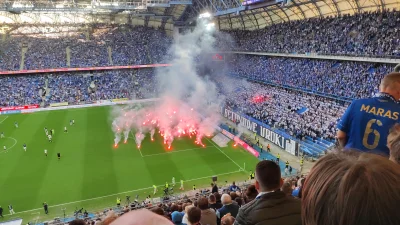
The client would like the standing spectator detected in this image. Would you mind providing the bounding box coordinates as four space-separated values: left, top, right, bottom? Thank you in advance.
292 178 305 198
209 194 222 211
337 72 400 156
171 211 185 225
281 182 293 197
229 182 241 192
234 160 301 225
244 185 258 203
302 151 400 225
217 194 239 221
211 183 219 193
187 207 202 225
0 205 3 218
221 214 235 225
198 197 217 225
387 123 400 164
43 202 49 214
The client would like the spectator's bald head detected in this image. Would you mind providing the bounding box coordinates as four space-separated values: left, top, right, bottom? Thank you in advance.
380 72 400 100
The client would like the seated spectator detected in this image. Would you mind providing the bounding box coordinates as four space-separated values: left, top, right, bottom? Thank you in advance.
234 160 301 225
209 194 222 211
198 197 217 225
216 194 239 220
187 207 202 225
244 185 258 203
229 182 240 192
171 211 185 225
302 151 400 225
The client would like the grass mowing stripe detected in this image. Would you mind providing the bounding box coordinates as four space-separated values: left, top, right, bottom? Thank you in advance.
1 170 243 217
141 146 214 157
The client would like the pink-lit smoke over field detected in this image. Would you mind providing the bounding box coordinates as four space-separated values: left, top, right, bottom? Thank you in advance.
111 17 223 149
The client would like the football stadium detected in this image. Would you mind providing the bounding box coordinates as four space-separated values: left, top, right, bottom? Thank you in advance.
0 0 399 225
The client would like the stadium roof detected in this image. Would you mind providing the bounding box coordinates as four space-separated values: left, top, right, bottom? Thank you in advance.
190 0 400 30
0 0 398 31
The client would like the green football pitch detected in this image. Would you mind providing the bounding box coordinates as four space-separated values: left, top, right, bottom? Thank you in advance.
0 106 259 222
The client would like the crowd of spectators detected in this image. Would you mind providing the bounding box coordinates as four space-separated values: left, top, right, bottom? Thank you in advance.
0 26 172 71
0 68 158 107
218 10 400 57
0 75 45 107
216 76 346 141
65 172 305 225
65 148 400 225
226 54 394 100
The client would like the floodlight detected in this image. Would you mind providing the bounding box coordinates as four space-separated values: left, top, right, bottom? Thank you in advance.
199 12 211 19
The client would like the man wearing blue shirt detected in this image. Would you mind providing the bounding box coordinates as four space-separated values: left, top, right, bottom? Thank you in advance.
337 72 400 156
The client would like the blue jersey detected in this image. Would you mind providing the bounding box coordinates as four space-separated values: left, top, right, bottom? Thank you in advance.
337 93 400 156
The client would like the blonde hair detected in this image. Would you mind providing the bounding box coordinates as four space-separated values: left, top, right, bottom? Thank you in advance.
388 124 400 163
302 151 400 225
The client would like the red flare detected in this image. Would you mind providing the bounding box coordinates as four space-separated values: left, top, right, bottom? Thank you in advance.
114 144 118 148
137 145 141 149
233 143 237 147
202 144 205 147
151 138 154 141
168 146 171 150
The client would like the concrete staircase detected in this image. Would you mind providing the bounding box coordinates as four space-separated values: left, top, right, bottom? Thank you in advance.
20 44 28 70
107 46 113 65
144 45 152 64
66 46 71 67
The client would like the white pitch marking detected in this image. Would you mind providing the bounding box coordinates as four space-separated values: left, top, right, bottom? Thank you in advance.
206 137 245 171
0 116 8 124
129 130 143 157
0 137 18 154
1 170 243 217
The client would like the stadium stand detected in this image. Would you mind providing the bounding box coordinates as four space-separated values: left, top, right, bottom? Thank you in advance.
218 11 400 58
0 69 157 107
226 54 395 100
0 26 172 71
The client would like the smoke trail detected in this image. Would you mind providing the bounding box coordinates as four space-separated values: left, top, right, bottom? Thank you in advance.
111 16 223 149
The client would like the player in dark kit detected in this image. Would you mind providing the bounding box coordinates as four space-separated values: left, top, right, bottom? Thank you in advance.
337 72 400 156
57 153 61 160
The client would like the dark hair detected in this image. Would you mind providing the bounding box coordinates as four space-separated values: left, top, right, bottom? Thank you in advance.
213 192 221 202
235 197 243 207
69 219 86 225
208 194 216 203
302 151 400 225
230 192 238 200
245 185 258 203
255 160 281 191
197 197 209 210
187 207 202 224
170 204 178 212
150 207 164 216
